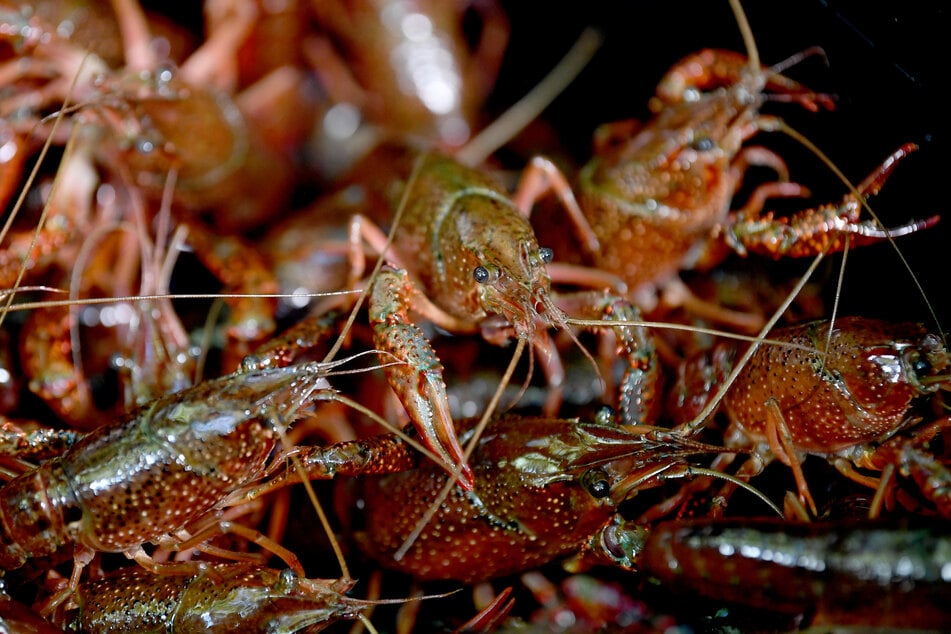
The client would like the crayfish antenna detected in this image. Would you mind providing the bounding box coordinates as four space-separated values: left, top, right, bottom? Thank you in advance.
542 293 609 408
729 0 759 71
456 27 603 167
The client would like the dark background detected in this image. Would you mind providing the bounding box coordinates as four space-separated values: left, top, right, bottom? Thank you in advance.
494 0 949 331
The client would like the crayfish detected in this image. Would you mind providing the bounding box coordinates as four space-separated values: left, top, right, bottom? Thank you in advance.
669 316 951 517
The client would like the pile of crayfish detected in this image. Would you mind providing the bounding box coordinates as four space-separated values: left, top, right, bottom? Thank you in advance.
0 1 948 632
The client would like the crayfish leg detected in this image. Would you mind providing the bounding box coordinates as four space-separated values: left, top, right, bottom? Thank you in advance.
461 586 515 632
557 292 662 425
38 544 95 619
765 397 817 516
659 277 765 333
512 155 600 255
129 517 305 579
896 417 951 520
179 219 279 367
0 592 62 634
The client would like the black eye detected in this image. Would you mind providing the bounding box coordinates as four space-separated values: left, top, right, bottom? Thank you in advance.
692 137 715 152
473 266 490 283
581 468 611 498
912 355 932 378
903 347 934 380
594 405 616 426
277 568 299 593
156 63 175 84
539 247 553 263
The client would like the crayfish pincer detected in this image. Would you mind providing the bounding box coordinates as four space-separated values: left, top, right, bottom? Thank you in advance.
0 361 333 583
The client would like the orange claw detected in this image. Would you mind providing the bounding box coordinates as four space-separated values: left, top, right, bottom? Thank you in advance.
723 144 940 259
369 267 474 490
896 418 951 520
650 48 835 114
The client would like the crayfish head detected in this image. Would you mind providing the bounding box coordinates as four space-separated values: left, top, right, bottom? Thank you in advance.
897 330 950 395
568 414 730 507
828 318 950 414
471 237 561 341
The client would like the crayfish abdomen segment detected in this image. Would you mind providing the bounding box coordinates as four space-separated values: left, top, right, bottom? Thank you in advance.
642 518 951 627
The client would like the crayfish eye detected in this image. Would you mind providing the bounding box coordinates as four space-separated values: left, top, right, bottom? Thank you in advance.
692 136 715 152
902 346 934 381
594 405 617 426
912 355 932 378
473 264 500 284
275 568 300 593
581 468 611 499
539 247 554 264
